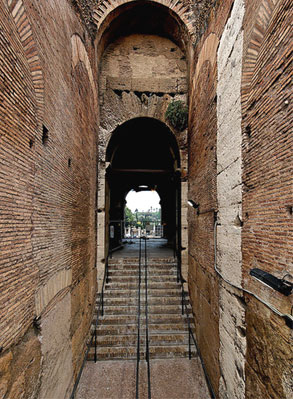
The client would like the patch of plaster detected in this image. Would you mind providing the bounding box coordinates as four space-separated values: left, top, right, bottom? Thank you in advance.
35 269 72 316
38 292 73 399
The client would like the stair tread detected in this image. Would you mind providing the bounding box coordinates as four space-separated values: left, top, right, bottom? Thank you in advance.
88 259 195 361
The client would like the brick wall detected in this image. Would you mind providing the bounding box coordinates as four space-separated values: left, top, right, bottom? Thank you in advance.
0 0 39 352
242 0 293 397
188 0 292 397
0 0 98 397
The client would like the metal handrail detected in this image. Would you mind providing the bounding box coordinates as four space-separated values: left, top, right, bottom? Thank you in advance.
176 251 198 355
144 237 151 399
135 237 142 399
94 256 109 362
69 255 109 399
136 237 152 399
175 249 215 399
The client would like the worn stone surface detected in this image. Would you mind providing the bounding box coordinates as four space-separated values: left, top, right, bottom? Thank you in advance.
71 268 96 377
188 0 292 397
0 329 41 399
99 33 187 139
217 1 246 398
76 358 210 399
245 297 293 399
0 351 13 399
39 292 73 399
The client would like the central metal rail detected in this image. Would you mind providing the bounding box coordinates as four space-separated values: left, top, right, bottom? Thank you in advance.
135 237 142 399
144 238 151 399
136 237 151 399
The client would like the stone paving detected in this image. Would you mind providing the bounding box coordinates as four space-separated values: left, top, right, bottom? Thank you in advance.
76 358 211 399
112 239 174 258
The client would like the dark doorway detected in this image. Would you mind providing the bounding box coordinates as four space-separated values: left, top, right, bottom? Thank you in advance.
105 117 181 254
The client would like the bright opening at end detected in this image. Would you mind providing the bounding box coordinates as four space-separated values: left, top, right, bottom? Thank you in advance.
126 190 160 212
124 190 162 238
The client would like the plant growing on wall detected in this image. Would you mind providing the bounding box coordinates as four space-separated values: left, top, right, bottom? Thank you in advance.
165 100 188 131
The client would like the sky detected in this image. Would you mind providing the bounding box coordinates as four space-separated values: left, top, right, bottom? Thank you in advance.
125 190 161 212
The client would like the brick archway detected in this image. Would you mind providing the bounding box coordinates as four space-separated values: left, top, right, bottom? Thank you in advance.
93 0 194 40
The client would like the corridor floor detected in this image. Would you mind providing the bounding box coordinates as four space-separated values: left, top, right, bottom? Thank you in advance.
112 238 174 258
75 358 211 399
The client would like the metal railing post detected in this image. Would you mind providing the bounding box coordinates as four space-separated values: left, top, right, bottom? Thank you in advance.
94 327 97 363
136 237 142 399
144 237 151 399
188 328 191 360
106 259 109 284
181 285 185 316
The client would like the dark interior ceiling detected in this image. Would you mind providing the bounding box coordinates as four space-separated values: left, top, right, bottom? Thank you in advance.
106 117 180 170
98 1 188 56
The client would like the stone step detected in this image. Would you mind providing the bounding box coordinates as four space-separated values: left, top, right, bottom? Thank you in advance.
108 263 177 270
97 314 190 326
98 296 189 307
93 323 194 336
87 344 196 361
108 258 176 265
95 304 191 316
93 333 191 347
105 282 181 290
106 274 178 281
108 269 177 277
107 275 178 283
107 268 177 275
90 257 195 362
102 289 182 298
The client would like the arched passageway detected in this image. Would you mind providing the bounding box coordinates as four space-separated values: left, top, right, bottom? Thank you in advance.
95 0 190 283
105 117 181 254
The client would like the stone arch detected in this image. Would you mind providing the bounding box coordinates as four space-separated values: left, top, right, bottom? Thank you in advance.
93 0 194 44
98 31 188 169
104 113 183 155
71 34 98 108
96 1 190 282
105 116 182 166
104 116 182 255
242 0 280 110
6 0 44 127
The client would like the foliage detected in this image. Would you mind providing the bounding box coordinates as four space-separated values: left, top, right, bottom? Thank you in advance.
165 100 188 131
124 207 135 226
124 207 161 228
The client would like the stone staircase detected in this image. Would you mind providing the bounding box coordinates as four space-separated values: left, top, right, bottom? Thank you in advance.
88 257 196 361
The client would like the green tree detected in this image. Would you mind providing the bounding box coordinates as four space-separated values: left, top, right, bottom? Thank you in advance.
124 207 135 226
